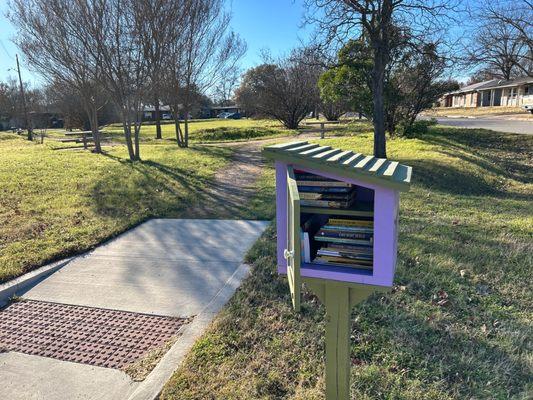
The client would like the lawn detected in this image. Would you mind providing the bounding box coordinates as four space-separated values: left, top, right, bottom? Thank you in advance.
161 126 532 399
101 118 295 143
0 133 232 282
423 106 531 119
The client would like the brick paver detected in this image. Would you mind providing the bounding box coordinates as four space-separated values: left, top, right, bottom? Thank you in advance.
0 300 189 369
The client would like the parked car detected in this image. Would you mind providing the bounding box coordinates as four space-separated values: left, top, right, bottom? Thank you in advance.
522 104 533 114
226 112 241 119
161 113 172 120
217 111 241 119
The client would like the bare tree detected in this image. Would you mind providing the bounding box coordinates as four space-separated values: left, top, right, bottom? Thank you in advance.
165 0 246 147
213 66 242 106
135 0 185 140
236 50 320 129
476 1 533 78
10 0 106 152
304 0 460 157
85 0 156 161
466 1 532 80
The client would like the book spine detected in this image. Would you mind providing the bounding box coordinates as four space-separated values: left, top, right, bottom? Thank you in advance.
328 218 374 227
322 225 374 233
297 180 352 187
315 236 373 245
317 230 373 240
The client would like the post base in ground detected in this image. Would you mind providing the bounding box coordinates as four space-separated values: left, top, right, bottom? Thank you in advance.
304 279 388 400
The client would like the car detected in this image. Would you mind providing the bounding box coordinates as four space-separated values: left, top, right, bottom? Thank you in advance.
226 112 241 119
522 104 533 114
161 113 172 120
217 112 231 119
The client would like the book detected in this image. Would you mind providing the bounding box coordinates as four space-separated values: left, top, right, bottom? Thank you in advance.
299 192 323 200
328 218 374 227
317 251 373 262
319 192 356 201
321 225 374 233
326 244 374 254
315 236 373 246
299 230 311 263
316 255 373 265
300 198 355 208
312 258 373 270
294 172 334 181
298 186 354 194
316 229 373 240
297 180 352 188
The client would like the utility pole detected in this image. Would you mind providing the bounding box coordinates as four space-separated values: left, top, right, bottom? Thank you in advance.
16 54 32 141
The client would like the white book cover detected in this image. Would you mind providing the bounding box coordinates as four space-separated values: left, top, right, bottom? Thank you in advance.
300 231 311 263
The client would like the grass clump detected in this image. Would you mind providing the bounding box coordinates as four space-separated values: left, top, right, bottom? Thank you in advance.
161 126 532 399
193 126 288 143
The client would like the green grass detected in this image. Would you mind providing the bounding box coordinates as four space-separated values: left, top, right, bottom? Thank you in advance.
161 126 532 399
0 135 232 282
101 118 294 143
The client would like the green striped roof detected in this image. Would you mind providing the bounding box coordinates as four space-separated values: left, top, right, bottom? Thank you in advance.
262 141 412 191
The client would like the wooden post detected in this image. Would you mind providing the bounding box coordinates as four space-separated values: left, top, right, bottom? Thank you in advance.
305 280 388 400
325 284 350 400
320 122 325 139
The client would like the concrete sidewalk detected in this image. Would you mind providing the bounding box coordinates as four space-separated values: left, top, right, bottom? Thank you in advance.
0 218 268 400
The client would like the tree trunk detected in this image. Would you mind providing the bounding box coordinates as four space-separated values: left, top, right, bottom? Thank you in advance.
122 113 136 161
173 105 185 146
154 98 162 139
183 110 189 148
371 52 387 158
133 115 141 161
90 107 102 153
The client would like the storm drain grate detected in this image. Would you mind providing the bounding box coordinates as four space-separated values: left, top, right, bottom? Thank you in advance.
0 300 189 369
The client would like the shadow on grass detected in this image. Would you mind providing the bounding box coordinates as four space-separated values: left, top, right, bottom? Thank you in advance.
420 128 532 184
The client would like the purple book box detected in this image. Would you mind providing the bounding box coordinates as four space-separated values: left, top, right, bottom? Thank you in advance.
262 140 412 289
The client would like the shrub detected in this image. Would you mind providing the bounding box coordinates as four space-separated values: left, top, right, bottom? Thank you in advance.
397 119 437 138
194 127 279 142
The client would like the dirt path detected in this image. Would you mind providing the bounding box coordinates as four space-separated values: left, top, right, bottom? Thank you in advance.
188 134 321 219
188 140 269 219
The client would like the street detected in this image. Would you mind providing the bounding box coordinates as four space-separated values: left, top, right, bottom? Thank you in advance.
428 117 532 135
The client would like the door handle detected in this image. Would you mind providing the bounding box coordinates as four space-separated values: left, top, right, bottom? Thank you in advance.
283 249 294 260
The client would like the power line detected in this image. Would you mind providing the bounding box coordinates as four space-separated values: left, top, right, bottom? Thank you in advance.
0 38 14 61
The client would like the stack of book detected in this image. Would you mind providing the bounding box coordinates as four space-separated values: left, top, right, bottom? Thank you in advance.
312 217 374 270
295 170 356 209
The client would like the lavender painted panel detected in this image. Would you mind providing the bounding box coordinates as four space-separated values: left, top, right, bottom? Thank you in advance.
372 187 399 287
275 163 400 287
275 161 288 274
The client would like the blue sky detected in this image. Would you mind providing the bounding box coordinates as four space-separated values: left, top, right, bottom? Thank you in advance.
0 0 312 87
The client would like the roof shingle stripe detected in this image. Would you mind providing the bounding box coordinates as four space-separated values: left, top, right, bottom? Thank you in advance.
288 143 320 153
353 155 374 170
327 150 353 163
342 153 364 166
366 158 387 173
298 146 332 156
312 148 343 159
381 161 399 178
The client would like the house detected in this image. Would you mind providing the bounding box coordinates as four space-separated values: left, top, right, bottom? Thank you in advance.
440 76 533 108
142 104 172 121
476 76 533 107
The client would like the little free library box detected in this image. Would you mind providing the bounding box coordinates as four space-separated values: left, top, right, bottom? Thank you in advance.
263 141 412 400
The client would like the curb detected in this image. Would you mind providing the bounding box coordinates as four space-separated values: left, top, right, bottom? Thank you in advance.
0 257 74 307
126 263 251 400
